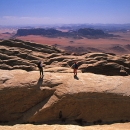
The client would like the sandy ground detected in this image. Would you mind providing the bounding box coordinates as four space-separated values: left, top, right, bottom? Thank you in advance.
15 32 130 47
0 123 130 130
0 28 16 40
15 32 130 55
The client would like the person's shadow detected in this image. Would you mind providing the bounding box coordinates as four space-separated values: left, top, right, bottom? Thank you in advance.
74 75 79 80
37 76 44 88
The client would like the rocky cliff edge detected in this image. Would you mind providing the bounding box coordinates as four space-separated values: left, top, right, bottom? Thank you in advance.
0 69 130 125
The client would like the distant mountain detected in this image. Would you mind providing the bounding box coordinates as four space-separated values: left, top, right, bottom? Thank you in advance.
1 23 130 32
16 28 116 38
16 28 64 36
110 45 127 52
58 23 130 32
78 28 105 36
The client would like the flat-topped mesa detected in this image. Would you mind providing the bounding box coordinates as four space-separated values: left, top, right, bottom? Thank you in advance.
0 70 130 125
15 28 115 39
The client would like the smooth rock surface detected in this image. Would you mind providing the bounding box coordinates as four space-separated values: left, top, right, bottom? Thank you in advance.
0 69 130 125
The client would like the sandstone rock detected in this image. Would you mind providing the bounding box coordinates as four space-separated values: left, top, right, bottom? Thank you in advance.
0 40 130 76
0 70 130 125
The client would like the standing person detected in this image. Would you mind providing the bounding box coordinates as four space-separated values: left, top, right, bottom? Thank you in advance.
38 61 43 78
73 62 78 76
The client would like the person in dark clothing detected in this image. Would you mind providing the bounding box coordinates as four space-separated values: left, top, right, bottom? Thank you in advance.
38 61 43 78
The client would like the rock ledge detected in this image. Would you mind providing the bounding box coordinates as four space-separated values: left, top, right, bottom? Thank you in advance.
0 70 130 125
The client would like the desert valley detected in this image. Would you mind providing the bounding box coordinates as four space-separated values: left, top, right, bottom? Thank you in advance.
0 26 130 56
1 0 130 129
0 25 130 130
0 23 130 130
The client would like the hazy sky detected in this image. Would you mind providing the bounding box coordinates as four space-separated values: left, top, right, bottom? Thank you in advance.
0 0 130 25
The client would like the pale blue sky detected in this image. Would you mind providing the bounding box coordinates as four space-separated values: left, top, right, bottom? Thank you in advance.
0 0 130 25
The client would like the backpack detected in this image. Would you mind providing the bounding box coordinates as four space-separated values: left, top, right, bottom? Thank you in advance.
37 62 42 68
74 63 78 69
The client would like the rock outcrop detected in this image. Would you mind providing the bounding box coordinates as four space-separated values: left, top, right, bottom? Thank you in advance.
78 28 105 36
0 70 130 125
15 28 114 38
16 28 64 37
0 39 130 76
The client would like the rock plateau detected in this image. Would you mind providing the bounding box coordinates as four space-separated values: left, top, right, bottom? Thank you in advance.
0 39 130 126
0 70 130 125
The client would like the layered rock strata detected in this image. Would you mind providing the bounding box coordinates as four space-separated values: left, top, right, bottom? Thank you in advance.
0 39 130 76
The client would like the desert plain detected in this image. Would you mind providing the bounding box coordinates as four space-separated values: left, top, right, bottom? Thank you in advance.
0 28 130 55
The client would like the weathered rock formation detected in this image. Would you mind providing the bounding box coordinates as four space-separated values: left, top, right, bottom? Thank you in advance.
0 70 130 125
15 28 114 38
16 28 65 37
0 39 130 125
0 39 130 76
78 28 105 36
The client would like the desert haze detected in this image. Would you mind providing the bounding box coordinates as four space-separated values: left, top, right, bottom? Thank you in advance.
16 32 130 55
0 27 130 55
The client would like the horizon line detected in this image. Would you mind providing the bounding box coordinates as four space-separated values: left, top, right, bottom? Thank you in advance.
1 23 130 27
